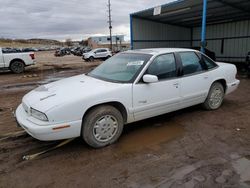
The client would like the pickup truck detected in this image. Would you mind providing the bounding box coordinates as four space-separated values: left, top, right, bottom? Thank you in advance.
0 47 36 73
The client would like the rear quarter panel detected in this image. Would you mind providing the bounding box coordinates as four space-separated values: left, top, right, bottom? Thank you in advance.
210 62 238 93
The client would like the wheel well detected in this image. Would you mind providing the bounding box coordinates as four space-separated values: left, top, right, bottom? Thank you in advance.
10 59 25 67
214 79 227 93
83 102 128 123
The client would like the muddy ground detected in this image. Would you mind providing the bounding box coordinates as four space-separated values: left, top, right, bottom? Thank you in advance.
0 51 250 188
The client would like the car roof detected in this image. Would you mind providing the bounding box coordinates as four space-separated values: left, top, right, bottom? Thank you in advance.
125 48 199 55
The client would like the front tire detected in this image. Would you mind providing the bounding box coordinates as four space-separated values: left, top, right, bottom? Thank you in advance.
10 61 25 73
89 56 94 62
82 105 124 148
203 82 225 110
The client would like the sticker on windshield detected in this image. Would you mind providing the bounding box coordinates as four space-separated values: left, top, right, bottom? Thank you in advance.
127 61 144 66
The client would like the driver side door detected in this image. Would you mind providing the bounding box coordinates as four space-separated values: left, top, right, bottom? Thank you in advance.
132 53 181 121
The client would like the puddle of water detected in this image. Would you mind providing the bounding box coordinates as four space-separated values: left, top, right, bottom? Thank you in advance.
232 157 250 183
116 120 184 154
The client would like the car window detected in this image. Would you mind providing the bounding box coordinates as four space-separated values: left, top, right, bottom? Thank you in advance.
147 53 176 80
95 49 104 53
179 52 203 75
89 53 152 83
202 55 218 69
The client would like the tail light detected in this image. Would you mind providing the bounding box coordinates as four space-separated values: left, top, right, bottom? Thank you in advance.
30 54 35 60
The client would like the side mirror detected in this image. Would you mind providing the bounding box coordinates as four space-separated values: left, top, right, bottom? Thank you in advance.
143 74 158 83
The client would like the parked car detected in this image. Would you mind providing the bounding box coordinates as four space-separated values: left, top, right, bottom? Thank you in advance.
72 47 92 56
0 47 36 73
191 47 216 61
82 48 112 61
22 48 35 52
16 48 239 148
82 47 92 54
54 48 71 57
2 48 22 53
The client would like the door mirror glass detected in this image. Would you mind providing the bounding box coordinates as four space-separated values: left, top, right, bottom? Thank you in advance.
143 74 158 83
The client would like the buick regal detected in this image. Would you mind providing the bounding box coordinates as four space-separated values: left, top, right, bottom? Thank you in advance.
15 48 240 148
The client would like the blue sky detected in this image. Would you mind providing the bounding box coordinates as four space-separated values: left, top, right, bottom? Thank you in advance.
0 0 175 41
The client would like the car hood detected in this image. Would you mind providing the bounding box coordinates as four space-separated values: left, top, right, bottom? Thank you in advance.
23 74 125 112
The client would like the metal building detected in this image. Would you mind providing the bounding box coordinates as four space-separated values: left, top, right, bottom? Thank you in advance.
130 0 250 62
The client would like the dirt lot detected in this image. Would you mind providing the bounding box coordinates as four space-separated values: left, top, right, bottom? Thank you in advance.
0 51 250 188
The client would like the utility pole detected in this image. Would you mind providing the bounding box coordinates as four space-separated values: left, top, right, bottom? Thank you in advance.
108 0 112 51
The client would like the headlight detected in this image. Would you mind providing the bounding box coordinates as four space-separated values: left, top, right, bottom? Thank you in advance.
30 108 48 121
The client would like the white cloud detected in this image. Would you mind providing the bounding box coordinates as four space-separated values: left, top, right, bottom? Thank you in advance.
0 0 175 40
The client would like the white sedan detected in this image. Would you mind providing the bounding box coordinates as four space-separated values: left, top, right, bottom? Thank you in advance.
16 48 240 148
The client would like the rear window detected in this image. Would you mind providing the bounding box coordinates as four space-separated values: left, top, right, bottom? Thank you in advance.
179 52 203 75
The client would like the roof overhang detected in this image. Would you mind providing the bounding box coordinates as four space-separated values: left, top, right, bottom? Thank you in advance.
131 0 250 27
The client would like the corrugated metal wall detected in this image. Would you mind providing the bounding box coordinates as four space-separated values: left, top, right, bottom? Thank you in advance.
132 17 191 49
132 17 250 62
192 20 250 62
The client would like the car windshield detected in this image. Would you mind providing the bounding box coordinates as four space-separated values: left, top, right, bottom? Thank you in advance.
88 53 152 83
88 49 96 53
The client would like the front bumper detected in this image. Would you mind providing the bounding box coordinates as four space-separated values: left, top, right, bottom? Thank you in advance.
15 105 82 141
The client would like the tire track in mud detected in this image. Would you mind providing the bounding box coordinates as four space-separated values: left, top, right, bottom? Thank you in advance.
0 135 64 174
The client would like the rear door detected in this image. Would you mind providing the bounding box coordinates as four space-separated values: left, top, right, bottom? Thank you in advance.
132 53 181 121
177 51 212 108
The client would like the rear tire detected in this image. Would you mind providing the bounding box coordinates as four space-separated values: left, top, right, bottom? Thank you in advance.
82 105 124 148
202 82 225 110
10 61 25 73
